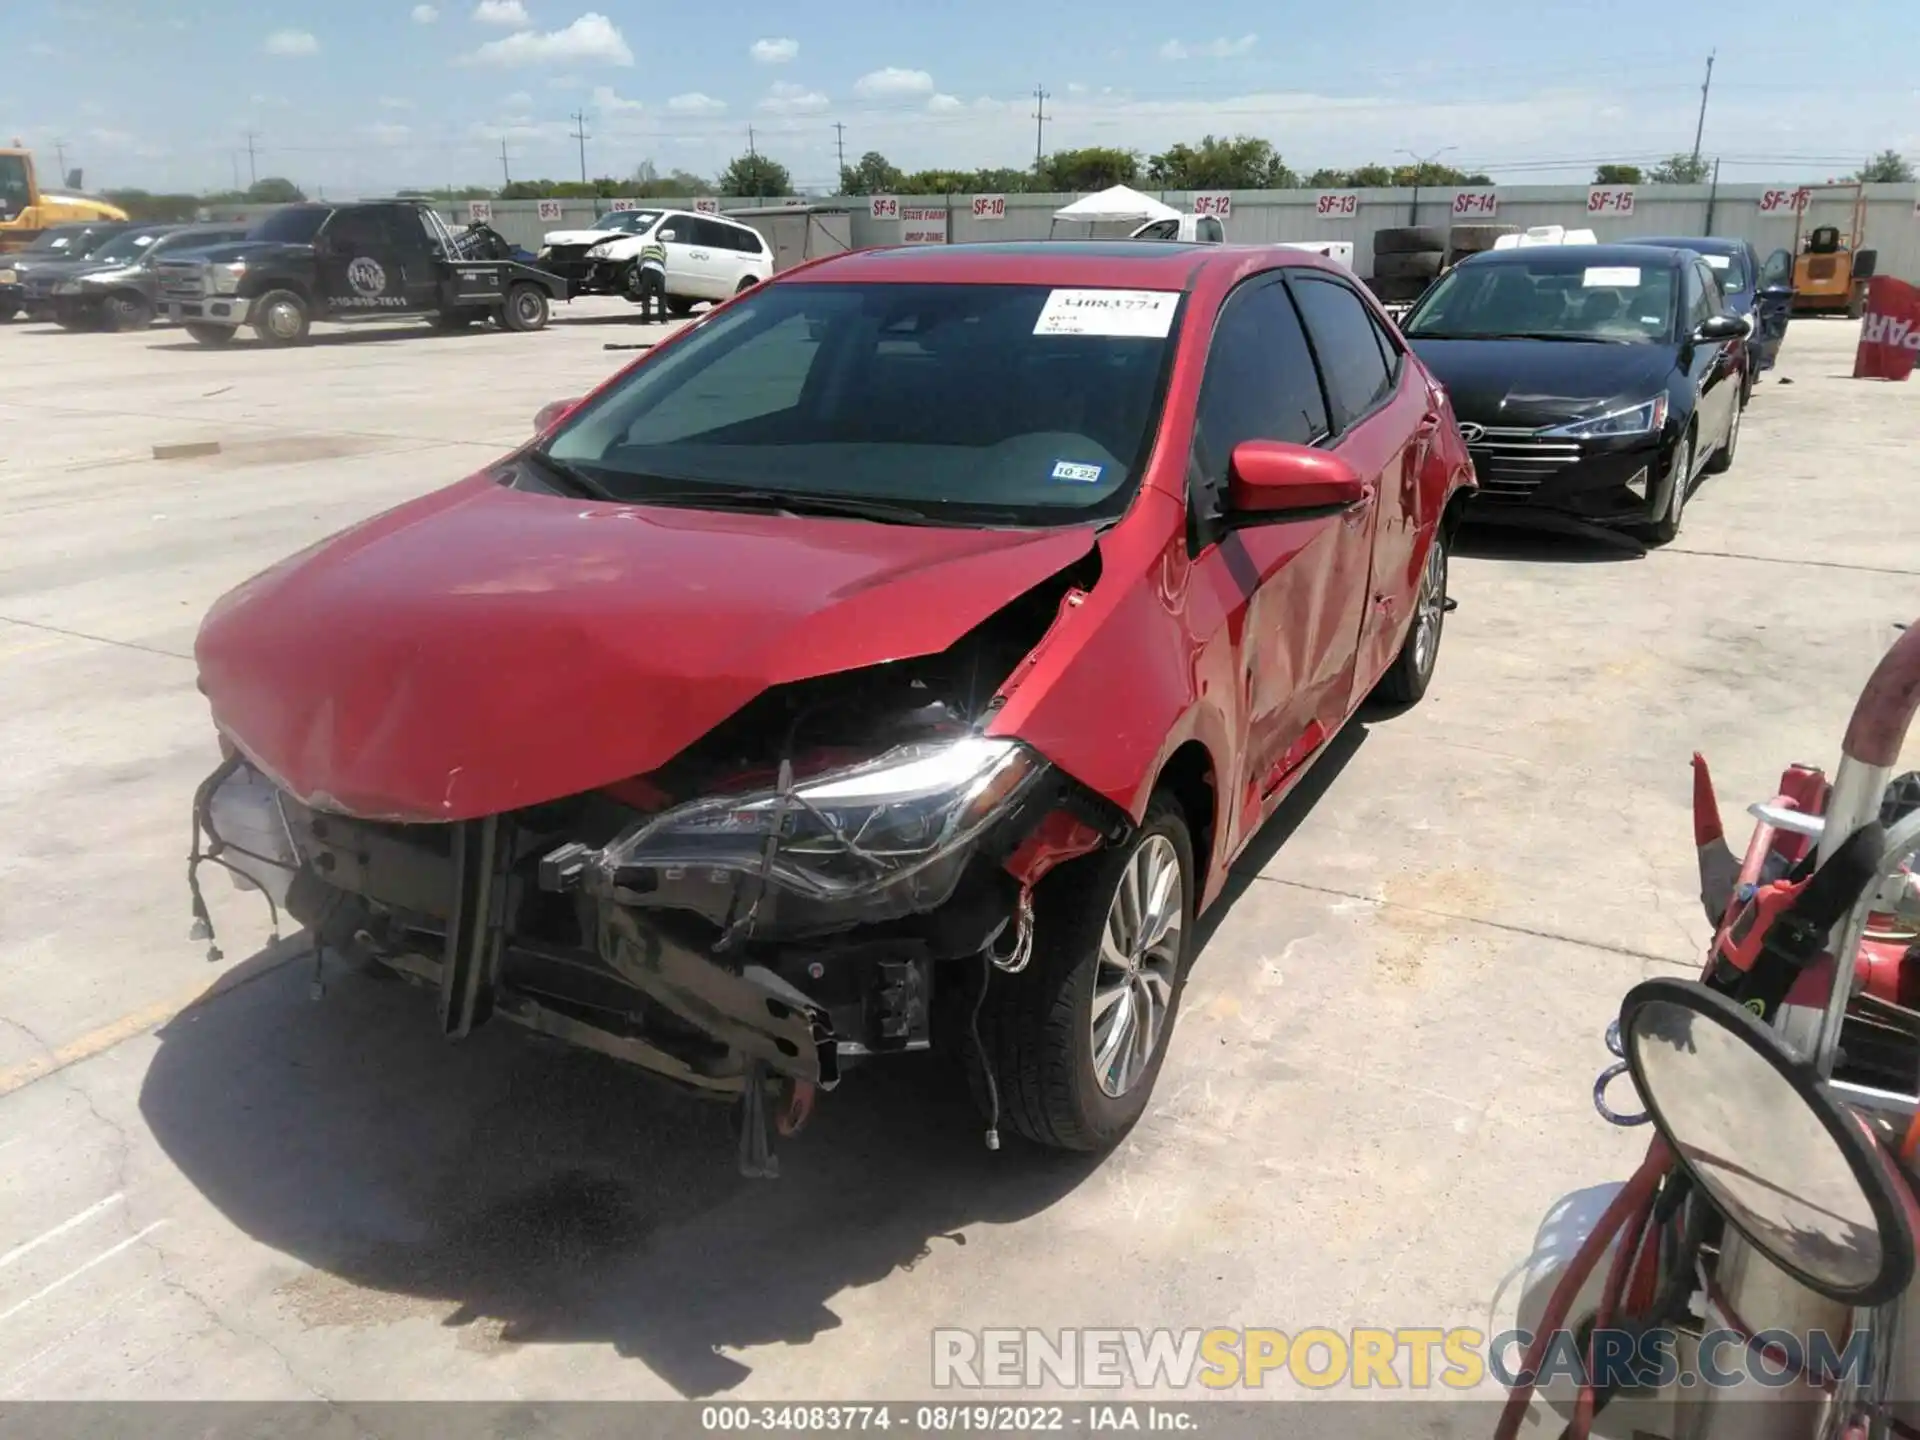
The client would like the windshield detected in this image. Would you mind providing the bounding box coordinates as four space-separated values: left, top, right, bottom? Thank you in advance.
545 280 1182 524
599 210 661 234
1405 257 1679 344
0 154 28 221
25 228 87 255
88 229 170 264
247 208 328 244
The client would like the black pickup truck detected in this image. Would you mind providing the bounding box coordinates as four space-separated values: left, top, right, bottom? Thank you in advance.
156 200 567 346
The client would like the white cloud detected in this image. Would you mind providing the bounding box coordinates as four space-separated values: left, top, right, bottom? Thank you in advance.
473 0 530 24
927 93 963 113
667 91 726 114
29 40 57 56
1066 82 1089 96
591 85 644 112
750 36 798 64
461 13 631 66
380 95 416 109
264 28 319 55
360 122 413 144
1159 34 1257 61
503 89 533 108
760 81 828 114
854 66 933 99
411 3 439 20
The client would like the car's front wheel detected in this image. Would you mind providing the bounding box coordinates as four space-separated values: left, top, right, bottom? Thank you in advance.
1648 428 1694 545
252 289 311 346
104 292 154 331
977 795 1195 1151
1703 393 1741 475
1372 528 1449 706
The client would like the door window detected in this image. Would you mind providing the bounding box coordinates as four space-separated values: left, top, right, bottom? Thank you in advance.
323 209 387 252
1367 308 1405 383
1288 275 1393 432
1686 264 1717 328
1189 279 1330 535
1758 248 1793 291
1198 217 1225 243
692 217 740 250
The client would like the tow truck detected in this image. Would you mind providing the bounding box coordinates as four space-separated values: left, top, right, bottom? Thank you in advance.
155 199 567 346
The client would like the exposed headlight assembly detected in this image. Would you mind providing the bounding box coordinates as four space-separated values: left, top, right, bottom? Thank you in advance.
1541 394 1669 440
209 261 247 295
591 736 1047 927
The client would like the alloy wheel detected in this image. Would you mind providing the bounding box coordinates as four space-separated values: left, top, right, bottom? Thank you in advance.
1090 834 1184 1098
1667 438 1692 525
1411 540 1447 678
265 300 302 341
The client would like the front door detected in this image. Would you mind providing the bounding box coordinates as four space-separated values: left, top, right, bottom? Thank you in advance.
315 208 407 317
1686 260 1738 442
1186 275 1379 836
1752 247 1795 370
385 205 445 311
652 217 712 299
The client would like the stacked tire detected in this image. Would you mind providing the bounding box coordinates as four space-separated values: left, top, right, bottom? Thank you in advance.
1447 223 1519 260
1367 226 1446 305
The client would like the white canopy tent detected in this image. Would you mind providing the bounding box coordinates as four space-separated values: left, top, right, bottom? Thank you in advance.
1049 185 1180 237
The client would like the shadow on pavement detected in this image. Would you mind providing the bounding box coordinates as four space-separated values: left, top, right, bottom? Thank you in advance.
1454 520 1647 565
140 944 1100 1395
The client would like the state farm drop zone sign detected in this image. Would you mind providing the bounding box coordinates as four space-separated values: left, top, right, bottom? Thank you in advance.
1854 276 1920 382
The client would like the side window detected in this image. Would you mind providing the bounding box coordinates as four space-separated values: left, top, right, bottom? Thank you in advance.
692 217 737 250
656 220 686 244
1758 248 1793 290
1367 307 1404 382
1136 219 1179 241
1188 279 1331 537
727 223 767 255
323 209 387 251
1198 217 1224 244
1288 275 1393 431
1686 264 1716 327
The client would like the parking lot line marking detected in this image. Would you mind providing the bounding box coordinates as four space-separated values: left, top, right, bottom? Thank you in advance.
0 950 302 1102
1666 546 1920 579
0 615 191 663
0 1196 126 1273
0 1223 167 1327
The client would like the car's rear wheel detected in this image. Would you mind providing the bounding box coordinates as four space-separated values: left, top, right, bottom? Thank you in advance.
252 290 311 346
976 795 1195 1151
1372 528 1450 705
501 282 549 332
1648 429 1694 545
734 274 759 295
185 322 236 346
667 295 696 317
1703 395 1741 475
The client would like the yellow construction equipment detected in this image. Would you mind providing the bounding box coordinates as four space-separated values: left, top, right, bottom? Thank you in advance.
1789 182 1876 319
0 143 129 254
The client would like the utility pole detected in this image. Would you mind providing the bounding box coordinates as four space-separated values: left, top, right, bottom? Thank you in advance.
500 138 511 186
569 110 589 184
1690 50 1715 168
1397 145 1455 225
833 122 846 179
747 125 757 159
54 140 68 183
244 129 259 187
1031 85 1050 170
1703 156 1721 235
231 152 241 191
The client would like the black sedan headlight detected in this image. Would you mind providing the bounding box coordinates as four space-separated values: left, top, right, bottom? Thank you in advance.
592 737 1047 924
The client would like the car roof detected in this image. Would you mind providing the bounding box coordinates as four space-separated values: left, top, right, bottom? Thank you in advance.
1628 235 1748 256
1459 242 1692 269
787 239 1309 289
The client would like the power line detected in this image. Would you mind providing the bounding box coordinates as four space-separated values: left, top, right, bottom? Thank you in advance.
1032 85 1049 167
1690 50 1715 166
568 110 589 183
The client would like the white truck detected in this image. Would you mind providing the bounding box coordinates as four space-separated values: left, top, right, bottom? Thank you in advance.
1126 215 1356 268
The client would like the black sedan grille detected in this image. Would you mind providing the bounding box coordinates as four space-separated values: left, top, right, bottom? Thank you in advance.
1466 428 1584 499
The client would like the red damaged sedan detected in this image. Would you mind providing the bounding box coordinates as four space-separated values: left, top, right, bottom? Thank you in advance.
187 240 1475 1172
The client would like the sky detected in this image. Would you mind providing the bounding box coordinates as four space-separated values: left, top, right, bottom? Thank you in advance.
8 0 1919 197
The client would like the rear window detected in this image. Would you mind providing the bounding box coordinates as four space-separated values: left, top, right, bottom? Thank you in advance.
546 281 1185 525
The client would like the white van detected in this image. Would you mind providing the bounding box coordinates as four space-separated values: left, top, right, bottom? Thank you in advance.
538 207 774 314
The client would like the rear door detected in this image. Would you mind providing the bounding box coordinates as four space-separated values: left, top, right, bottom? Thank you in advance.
1285 269 1415 712
1753 245 1794 370
1184 274 1375 830
690 217 747 295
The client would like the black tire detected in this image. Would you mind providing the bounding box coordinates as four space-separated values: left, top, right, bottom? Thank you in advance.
501 283 549 332
53 299 93 331
1366 274 1431 304
0 302 18 323
103 291 154 332
1647 427 1695 546
1372 527 1450 706
734 274 759 295
1703 393 1741 475
1448 223 1517 255
1373 225 1447 256
976 795 1196 1152
667 295 696 318
185 322 236 346
1853 249 1877 281
431 307 480 330
251 289 310 346
1374 250 1443 281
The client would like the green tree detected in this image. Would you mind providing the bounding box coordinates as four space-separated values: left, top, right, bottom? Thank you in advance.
1854 148 1916 183
720 152 793 198
1343 163 1394 187
1034 146 1138 192
1388 161 1485 187
1146 135 1297 189
1594 164 1644 184
1304 167 1350 187
245 176 306 203
839 150 905 195
1648 153 1711 183
101 189 205 222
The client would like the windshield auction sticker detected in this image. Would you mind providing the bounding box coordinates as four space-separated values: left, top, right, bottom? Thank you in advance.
1582 267 1641 288
1034 289 1179 338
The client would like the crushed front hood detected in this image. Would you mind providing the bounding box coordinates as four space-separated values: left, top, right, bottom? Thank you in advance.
196 475 1097 822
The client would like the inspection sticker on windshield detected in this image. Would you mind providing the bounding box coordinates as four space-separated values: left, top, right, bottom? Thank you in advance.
1705 254 1731 269
1582 267 1641 287
1051 460 1104 484
1034 288 1179 338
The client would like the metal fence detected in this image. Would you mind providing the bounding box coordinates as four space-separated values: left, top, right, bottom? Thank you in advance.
204 182 1920 282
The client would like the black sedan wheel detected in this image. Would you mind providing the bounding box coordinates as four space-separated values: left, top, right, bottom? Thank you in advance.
1703 396 1741 475
1648 430 1694 545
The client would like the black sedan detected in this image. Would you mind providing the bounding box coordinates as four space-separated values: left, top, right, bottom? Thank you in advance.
1401 243 1748 544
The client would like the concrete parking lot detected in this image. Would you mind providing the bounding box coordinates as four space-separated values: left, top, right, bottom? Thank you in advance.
0 304 1914 1406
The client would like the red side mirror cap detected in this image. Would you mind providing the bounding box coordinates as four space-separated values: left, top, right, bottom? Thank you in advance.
1227 440 1367 513
534 397 580 433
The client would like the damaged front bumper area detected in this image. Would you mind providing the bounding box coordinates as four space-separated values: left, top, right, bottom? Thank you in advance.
187 734 1069 1106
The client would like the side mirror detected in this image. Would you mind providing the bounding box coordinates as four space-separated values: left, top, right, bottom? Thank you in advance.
534 398 580 433
1694 314 1749 343
1620 977 1916 1306
1227 440 1367 515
